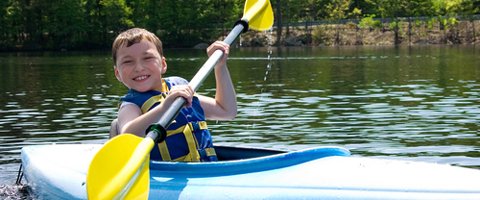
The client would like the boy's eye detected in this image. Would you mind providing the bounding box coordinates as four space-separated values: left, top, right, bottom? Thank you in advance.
121 60 133 66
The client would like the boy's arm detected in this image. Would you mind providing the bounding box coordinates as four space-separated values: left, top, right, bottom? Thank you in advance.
117 85 195 136
200 41 237 120
116 104 145 137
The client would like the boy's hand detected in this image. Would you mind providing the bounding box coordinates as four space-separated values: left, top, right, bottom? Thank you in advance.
207 41 229 67
166 85 194 107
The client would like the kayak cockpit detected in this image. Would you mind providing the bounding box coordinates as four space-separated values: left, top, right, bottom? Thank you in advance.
149 145 351 177
214 145 286 160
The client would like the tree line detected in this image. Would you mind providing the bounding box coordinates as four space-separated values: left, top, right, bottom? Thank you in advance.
1 0 479 51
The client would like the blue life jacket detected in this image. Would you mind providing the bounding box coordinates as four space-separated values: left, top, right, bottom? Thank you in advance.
120 77 217 162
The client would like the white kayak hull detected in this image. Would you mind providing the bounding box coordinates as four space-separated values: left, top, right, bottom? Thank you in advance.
21 144 480 199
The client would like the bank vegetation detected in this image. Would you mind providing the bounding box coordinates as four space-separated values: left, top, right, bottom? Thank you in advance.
1 0 479 51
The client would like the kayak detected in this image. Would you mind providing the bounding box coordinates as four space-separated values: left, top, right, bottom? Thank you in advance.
21 144 480 199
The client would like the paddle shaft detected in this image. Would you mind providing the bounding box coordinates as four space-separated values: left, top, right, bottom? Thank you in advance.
148 22 247 141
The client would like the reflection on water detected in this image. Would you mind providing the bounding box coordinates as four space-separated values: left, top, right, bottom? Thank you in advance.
0 46 479 188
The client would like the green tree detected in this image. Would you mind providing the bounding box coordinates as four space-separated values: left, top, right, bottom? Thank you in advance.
1 0 480 50
18 0 48 49
126 0 149 28
272 0 314 44
350 0 372 15
325 0 352 45
364 0 405 44
326 0 351 20
44 0 86 49
155 0 204 47
83 0 104 48
150 0 242 47
432 0 465 43
457 0 480 42
1 0 24 49
100 0 133 42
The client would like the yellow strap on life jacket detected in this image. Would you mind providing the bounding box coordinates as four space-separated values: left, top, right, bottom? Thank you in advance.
157 141 171 161
156 121 209 162
141 94 166 114
141 80 169 113
184 123 201 161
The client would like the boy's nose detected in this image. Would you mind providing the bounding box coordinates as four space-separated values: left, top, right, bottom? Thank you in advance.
133 62 145 71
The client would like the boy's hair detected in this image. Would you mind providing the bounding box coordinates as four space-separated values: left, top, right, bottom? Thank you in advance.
112 28 164 66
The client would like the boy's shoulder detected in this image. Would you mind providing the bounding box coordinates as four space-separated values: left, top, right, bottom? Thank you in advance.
164 76 188 86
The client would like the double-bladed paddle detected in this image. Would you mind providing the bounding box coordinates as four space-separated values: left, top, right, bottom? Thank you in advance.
86 0 273 199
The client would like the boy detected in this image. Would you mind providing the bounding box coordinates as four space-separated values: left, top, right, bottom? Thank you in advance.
111 28 237 162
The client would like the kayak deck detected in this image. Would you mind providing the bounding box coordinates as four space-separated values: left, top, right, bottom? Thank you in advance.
20 144 480 199
20 144 349 199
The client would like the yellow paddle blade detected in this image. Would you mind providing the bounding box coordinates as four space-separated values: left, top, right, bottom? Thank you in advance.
87 134 154 200
242 0 274 31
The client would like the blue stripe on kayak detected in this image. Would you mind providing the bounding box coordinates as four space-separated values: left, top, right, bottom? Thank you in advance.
149 146 350 177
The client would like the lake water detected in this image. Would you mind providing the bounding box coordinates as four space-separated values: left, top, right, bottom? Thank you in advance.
0 45 479 196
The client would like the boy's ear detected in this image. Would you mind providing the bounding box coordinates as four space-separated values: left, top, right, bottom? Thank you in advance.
161 56 167 74
114 66 122 81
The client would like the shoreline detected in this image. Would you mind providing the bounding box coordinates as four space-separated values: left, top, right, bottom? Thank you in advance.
2 19 479 53
237 19 480 47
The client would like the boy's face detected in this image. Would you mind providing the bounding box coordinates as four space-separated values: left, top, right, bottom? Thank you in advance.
114 39 167 92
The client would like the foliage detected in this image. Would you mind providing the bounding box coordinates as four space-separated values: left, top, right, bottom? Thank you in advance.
325 0 352 21
358 15 381 29
311 26 328 45
0 0 478 51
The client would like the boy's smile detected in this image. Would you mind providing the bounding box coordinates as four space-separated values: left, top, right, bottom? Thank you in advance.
134 75 149 81
114 40 167 92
